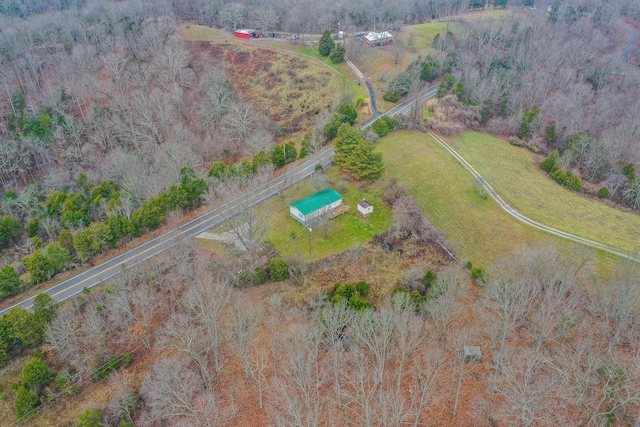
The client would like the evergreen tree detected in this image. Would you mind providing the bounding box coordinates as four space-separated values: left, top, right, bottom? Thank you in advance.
22 250 50 284
329 43 346 63
334 124 363 166
44 242 70 277
270 145 286 168
0 265 21 299
284 141 298 164
77 409 104 427
0 215 22 247
420 62 433 81
343 140 385 182
338 104 358 125
323 114 342 141
318 30 335 57
58 229 75 255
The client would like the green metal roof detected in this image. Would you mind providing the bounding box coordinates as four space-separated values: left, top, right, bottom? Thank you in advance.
290 189 343 216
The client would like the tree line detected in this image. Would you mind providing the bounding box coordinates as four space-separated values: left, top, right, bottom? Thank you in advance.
13 234 639 426
378 3 640 209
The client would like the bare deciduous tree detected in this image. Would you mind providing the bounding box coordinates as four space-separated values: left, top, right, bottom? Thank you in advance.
229 297 263 378
141 356 227 427
182 260 232 374
159 312 215 388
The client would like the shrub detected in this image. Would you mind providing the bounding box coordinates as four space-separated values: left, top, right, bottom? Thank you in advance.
15 385 38 419
383 90 403 102
77 408 103 427
334 283 356 300
566 173 582 192
21 357 51 391
268 258 289 282
92 353 132 381
597 187 610 199
471 267 488 285
338 104 357 126
27 217 40 238
540 150 560 173
355 281 371 298
252 267 266 285
423 270 437 288
372 118 389 137
55 367 80 396
330 294 346 305
348 295 371 311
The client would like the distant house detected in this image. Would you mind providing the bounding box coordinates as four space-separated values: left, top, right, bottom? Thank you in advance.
357 200 373 217
363 31 393 46
289 189 343 225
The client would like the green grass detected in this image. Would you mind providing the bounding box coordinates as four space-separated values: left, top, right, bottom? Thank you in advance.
448 132 640 255
404 22 460 51
377 131 625 275
265 167 391 262
181 24 228 40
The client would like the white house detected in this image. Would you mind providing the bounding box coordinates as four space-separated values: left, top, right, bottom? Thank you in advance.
363 31 393 46
289 189 343 225
357 200 373 217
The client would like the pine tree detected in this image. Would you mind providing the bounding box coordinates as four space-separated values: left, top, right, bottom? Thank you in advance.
329 43 345 63
0 265 21 299
343 140 385 182
334 124 363 166
318 30 335 57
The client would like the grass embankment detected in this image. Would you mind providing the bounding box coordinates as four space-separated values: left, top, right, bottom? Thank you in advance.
264 167 392 262
273 44 371 123
377 131 625 275
448 132 640 255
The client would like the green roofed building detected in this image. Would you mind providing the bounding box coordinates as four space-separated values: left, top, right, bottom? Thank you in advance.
289 188 343 225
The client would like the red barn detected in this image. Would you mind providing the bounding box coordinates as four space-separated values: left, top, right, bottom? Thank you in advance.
234 29 253 38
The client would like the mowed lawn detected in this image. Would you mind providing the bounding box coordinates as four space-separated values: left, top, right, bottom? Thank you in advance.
376 131 626 273
448 132 640 255
404 22 459 51
265 167 391 262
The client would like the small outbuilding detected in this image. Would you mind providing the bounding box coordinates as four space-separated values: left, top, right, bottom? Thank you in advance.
363 31 393 46
234 29 263 38
357 200 373 217
289 189 343 226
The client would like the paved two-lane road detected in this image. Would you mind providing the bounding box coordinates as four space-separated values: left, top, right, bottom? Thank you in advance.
0 150 336 316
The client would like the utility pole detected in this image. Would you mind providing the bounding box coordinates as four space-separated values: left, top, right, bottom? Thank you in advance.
308 227 312 253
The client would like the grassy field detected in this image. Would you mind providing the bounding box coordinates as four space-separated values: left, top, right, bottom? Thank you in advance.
377 131 625 276
202 167 392 263
447 132 640 255
181 24 229 40
265 167 391 262
404 22 459 51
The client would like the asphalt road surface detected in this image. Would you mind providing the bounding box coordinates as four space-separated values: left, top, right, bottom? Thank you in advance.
344 56 381 117
0 76 442 316
0 150 336 315
9 56 632 316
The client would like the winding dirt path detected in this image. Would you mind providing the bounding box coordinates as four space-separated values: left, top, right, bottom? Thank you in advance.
427 131 636 261
619 21 636 67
